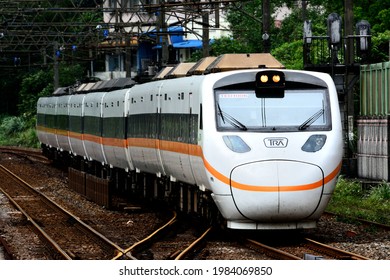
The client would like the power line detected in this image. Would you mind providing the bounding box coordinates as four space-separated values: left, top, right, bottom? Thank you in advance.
0 0 244 51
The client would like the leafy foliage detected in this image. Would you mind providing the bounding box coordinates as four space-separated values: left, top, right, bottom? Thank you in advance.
0 115 39 148
221 1 389 66
226 1 264 53
17 63 85 118
272 40 303 70
210 37 253 56
18 70 54 118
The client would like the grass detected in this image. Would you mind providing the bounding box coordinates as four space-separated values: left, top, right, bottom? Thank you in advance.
327 176 390 225
0 115 40 148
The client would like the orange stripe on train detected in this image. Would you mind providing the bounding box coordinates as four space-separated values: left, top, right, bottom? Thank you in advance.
38 128 341 192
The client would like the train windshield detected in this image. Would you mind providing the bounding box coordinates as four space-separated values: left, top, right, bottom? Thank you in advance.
215 89 331 132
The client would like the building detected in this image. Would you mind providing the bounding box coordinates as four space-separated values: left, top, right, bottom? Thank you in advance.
95 0 231 80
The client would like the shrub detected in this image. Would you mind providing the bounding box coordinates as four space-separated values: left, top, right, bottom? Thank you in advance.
0 115 39 147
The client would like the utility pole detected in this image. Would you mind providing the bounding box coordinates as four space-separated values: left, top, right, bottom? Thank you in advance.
345 0 354 158
202 12 210 57
157 0 169 66
262 0 270 52
302 0 307 21
53 42 59 90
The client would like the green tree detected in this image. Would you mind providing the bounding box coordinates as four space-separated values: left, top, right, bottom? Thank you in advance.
210 37 253 56
18 70 54 118
17 63 84 117
220 0 389 66
225 1 265 53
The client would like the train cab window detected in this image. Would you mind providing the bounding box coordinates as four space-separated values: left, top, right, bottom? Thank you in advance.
215 89 331 132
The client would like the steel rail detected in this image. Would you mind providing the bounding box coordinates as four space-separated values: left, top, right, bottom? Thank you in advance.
112 211 178 260
245 239 302 260
304 238 370 260
175 226 213 260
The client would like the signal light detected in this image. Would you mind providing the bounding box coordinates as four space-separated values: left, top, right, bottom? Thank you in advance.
255 70 285 98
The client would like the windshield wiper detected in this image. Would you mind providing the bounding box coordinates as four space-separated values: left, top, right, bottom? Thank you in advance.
299 109 324 130
217 104 248 131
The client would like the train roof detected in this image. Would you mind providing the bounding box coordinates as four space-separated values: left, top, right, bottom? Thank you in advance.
54 77 136 96
204 53 285 73
165 62 196 79
153 66 174 80
51 53 284 96
152 53 284 79
53 87 68 96
187 56 217 76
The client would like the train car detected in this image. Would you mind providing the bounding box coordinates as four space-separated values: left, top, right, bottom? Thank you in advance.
37 56 343 230
202 69 343 229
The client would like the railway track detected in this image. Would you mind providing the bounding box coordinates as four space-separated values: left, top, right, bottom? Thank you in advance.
324 211 390 231
0 146 49 163
0 164 124 260
245 237 369 260
113 211 178 260
1 146 388 260
303 238 369 260
111 212 213 260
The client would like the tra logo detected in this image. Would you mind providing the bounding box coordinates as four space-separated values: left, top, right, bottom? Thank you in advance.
264 137 288 148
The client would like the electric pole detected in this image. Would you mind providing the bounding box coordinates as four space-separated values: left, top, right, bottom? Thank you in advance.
262 0 271 52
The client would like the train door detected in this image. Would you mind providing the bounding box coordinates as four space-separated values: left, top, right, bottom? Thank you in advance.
155 82 166 176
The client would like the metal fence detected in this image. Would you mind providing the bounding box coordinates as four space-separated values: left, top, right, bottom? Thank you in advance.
68 167 111 208
360 61 390 116
357 117 389 181
357 62 390 181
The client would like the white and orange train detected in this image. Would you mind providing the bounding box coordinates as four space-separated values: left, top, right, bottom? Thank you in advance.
37 63 343 230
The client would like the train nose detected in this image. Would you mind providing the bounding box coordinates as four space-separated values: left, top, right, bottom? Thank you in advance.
230 161 324 221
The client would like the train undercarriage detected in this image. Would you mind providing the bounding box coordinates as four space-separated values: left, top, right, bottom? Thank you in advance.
42 144 221 226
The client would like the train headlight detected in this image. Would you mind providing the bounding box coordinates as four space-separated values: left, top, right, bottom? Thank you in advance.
301 135 327 152
223 135 251 153
255 70 285 98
